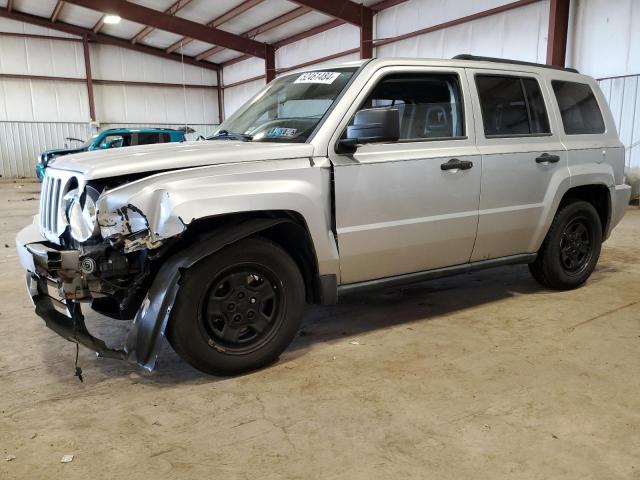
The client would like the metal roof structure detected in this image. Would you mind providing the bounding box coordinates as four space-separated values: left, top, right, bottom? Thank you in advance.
0 0 407 75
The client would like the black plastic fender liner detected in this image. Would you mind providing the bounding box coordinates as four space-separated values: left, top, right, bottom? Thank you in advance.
125 217 294 370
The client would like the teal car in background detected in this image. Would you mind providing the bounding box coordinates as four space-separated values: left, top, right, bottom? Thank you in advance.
36 128 186 180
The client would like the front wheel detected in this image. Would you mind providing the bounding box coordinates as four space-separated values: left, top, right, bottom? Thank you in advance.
166 237 305 375
529 200 602 290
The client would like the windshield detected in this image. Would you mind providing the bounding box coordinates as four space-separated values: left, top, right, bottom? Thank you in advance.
212 68 357 143
83 134 100 150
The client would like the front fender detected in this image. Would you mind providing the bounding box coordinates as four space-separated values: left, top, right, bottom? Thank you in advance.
96 159 339 278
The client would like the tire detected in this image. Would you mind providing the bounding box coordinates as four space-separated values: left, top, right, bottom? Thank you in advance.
166 236 305 376
529 200 603 290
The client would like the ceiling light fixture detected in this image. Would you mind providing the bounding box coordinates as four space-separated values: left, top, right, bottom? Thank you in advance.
103 14 121 24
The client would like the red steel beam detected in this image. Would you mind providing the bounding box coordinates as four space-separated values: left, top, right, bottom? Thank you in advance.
264 44 276 83
291 0 369 26
165 0 265 54
92 14 107 33
0 7 220 71
0 31 81 42
130 0 193 45
219 0 408 67
217 69 224 123
50 0 65 22
226 0 542 75
82 35 96 121
546 0 570 66
370 0 409 10
360 5 373 58
64 0 267 58
0 73 213 89
196 5 312 61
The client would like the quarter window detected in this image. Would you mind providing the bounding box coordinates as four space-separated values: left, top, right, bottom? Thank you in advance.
355 73 465 141
552 81 605 135
476 75 550 137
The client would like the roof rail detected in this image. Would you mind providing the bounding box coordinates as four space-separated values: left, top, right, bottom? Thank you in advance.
452 54 579 74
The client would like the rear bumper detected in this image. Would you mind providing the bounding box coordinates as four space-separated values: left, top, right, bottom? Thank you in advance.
607 184 632 238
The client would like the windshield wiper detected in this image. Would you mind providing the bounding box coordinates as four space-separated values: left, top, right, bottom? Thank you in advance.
208 129 252 142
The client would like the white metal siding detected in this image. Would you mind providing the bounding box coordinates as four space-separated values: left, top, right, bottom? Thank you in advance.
94 84 218 125
0 122 94 178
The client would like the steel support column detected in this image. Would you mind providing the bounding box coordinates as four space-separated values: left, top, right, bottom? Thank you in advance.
546 0 570 66
265 44 276 83
360 5 374 59
217 69 225 124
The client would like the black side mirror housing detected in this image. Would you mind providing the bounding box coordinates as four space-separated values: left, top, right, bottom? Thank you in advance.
339 107 400 153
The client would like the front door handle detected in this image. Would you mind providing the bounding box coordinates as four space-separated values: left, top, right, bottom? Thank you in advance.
535 153 560 164
441 158 473 171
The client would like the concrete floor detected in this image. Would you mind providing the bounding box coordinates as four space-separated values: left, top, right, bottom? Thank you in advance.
1 179 639 480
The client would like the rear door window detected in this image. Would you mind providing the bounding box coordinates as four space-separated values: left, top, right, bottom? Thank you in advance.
134 132 171 145
551 81 605 135
476 75 551 137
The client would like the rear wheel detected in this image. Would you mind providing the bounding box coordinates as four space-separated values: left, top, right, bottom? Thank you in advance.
529 200 602 290
166 237 305 375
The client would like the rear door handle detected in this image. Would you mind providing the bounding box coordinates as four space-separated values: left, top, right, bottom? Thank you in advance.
535 153 560 164
441 158 473 171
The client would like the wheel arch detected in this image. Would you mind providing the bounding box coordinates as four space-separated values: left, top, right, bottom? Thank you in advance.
558 184 611 236
182 210 326 304
125 212 330 371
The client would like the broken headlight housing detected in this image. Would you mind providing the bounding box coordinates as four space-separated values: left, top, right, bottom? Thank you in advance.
65 186 101 242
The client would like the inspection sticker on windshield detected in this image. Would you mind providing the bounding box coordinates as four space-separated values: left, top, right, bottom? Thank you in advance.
294 71 341 84
267 127 298 138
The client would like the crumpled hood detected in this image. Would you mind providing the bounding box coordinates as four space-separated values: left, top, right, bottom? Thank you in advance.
50 140 316 180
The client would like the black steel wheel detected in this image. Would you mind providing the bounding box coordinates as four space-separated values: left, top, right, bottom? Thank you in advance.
167 237 305 375
529 200 602 290
201 266 282 354
559 218 593 275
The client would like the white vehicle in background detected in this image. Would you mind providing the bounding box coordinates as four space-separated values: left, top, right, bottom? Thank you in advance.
17 56 630 376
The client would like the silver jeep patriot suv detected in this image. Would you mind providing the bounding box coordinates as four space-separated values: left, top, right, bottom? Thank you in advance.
17 56 631 375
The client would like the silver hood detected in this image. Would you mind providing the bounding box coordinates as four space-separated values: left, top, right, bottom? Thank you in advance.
49 140 316 180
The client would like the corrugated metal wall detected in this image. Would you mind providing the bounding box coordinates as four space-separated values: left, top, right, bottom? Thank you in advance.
598 75 640 197
570 0 640 193
2 1 640 183
0 122 94 178
0 16 219 178
222 0 549 113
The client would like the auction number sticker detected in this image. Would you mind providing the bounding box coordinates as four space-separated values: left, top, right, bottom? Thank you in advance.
294 71 341 84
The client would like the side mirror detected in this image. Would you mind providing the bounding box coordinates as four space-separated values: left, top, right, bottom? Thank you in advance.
339 107 400 153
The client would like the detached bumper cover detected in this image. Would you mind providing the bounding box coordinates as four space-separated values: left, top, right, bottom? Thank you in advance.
17 222 127 363
29 274 126 360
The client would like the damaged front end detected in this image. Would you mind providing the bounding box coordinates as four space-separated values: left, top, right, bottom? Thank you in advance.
17 172 188 371
19 170 295 372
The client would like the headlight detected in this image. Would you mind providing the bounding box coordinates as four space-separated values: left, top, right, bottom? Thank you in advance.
65 186 100 242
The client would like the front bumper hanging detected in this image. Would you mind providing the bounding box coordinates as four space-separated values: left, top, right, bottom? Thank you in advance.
27 273 126 360
18 222 127 362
